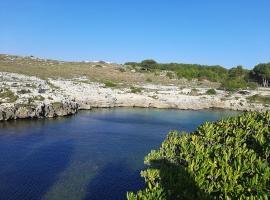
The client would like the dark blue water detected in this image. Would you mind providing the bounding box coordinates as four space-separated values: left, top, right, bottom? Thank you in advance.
0 108 239 200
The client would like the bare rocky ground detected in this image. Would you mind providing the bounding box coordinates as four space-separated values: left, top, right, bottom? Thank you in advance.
0 71 269 121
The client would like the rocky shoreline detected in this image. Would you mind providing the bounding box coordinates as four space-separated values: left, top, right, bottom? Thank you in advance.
0 72 269 121
0 101 78 121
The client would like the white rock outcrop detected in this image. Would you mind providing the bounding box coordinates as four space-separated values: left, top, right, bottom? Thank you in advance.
0 72 269 121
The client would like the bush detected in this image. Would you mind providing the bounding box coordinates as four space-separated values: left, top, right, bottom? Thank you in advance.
0 89 18 102
146 78 152 82
130 86 143 94
128 112 270 200
205 89 217 95
104 81 117 88
17 89 31 94
94 64 103 68
221 79 250 91
119 68 126 72
166 72 174 79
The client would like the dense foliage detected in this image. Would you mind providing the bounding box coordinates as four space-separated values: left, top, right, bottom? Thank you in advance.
127 112 270 200
250 63 270 87
126 60 228 82
125 60 270 90
205 89 217 95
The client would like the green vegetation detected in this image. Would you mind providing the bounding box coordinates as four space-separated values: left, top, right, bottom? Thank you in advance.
130 86 143 94
247 94 270 105
125 60 270 90
126 60 228 82
146 78 152 82
119 68 126 72
166 72 174 79
33 95 45 101
0 89 18 102
17 89 31 94
221 79 252 91
205 89 217 95
104 81 117 88
220 66 257 91
94 64 103 68
128 112 270 200
251 63 270 87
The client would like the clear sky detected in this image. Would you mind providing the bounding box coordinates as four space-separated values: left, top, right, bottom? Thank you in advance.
0 0 269 68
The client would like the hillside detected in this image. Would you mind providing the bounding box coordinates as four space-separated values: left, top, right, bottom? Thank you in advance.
0 54 270 121
0 54 216 87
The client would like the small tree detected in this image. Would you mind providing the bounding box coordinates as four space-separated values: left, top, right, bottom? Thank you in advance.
140 59 157 71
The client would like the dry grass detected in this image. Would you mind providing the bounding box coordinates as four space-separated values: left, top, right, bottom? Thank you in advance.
0 54 219 87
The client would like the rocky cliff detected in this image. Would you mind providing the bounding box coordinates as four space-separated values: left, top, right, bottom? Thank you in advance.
0 101 78 121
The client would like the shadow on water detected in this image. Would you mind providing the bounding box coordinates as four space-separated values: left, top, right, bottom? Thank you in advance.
0 141 73 200
84 160 145 200
0 115 74 132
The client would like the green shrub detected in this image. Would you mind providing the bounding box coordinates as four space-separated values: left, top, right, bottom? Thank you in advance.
146 78 152 82
94 64 103 68
221 79 257 91
128 112 270 200
205 89 217 95
104 81 117 88
166 72 174 79
130 86 143 94
141 59 157 71
0 89 18 102
17 89 31 94
119 68 126 72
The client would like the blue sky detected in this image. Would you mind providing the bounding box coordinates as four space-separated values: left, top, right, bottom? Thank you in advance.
0 0 269 68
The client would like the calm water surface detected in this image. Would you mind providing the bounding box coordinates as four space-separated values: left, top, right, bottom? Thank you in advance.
0 108 239 200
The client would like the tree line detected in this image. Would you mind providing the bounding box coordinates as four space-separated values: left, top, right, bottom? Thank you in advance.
125 60 270 90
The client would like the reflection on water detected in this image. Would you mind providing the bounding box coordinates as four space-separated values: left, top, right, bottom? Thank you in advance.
0 108 239 200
